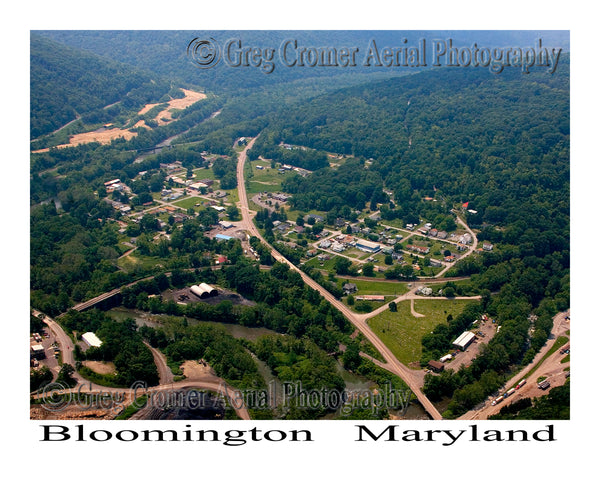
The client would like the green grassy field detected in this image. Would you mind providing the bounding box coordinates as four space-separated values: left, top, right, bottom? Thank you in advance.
245 161 287 196
367 299 478 366
172 196 206 210
338 278 410 296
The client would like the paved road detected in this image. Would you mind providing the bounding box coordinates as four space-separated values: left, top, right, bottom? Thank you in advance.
236 137 444 419
459 309 570 420
31 310 250 420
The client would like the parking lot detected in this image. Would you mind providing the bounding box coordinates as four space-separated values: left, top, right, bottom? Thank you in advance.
438 317 498 372
30 327 61 380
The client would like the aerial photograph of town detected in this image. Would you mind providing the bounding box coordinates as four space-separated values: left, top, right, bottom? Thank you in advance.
28 29 571 427
14 0 600 469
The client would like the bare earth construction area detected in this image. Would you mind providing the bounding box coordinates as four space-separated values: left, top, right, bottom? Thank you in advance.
31 88 206 152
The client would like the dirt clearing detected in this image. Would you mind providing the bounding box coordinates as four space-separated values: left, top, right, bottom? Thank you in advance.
82 360 117 375
137 89 207 126
181 360 215 379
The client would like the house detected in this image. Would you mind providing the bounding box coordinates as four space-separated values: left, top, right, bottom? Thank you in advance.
437 231 448 239
482 243 494 251
294 226 305 234
428 360 445 373
343 283 358 295
417 228 429 235
429 258 443 267
219 221 233 229
189 182 209 190
331 242 345 253
407 245 430 255
429 228 438 237
307 214 324 223
216 255 228 265
319 239 332 249
272 193 290 202
458 233 473 244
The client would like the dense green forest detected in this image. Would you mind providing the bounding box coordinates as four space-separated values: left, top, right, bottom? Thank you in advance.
246 63 569 417
35 30 570 93
30 34 174 139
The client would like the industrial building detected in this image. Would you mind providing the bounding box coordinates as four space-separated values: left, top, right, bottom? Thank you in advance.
82 332 103 348
355 239 381 253
215 233 234 242
190 283 219 299
30 344 46 359
452 331 476 351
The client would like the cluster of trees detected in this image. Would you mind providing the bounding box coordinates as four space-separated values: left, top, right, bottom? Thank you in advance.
251 334 345 419
489 382 569 420
159 322 265 391
30 202 125 315
62 310 159 387
249 138 329 171
212 156 238 190
422 284 562 417
281 158 385 213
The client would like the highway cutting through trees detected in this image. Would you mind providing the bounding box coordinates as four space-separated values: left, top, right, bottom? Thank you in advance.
236 137 445 419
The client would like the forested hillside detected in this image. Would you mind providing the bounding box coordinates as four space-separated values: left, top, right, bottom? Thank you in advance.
30 33 171 139
35 30 570 93
250 64 570 417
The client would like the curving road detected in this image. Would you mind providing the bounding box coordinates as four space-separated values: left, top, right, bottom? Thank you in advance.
236 137 445 419
31 309 250 420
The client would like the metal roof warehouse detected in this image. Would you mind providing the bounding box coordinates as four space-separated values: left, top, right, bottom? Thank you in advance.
452 331 476 351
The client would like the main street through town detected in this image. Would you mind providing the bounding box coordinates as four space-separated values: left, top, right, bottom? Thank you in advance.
30 136 547 422
236 137 445 419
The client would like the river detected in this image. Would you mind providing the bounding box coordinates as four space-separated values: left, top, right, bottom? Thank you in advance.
134 109 222 163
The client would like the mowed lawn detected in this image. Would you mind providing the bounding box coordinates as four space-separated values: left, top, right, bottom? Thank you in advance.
338 278 410 296
367 299 478 367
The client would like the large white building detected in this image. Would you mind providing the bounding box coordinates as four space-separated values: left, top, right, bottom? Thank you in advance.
452 331 476 351
190 283 219 299
82 332 103 348
355 239 381 253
